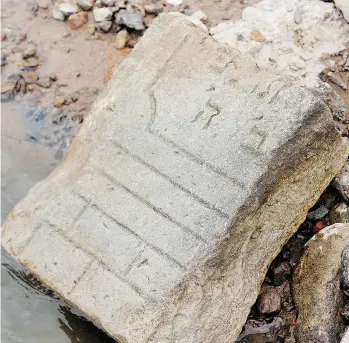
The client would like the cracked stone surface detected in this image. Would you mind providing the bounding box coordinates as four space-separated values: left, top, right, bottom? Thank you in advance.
2 15 349 343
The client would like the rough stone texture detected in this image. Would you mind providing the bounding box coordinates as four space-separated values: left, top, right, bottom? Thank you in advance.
211 0 349 89
335 0 349 22
293 224 349 343
333 160 349 202
2 15 349 343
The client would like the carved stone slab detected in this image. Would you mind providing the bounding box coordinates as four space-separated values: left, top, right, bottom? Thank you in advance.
2 15 348 343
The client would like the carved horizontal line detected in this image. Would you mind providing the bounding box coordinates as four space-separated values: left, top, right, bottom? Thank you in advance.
95 168 208 245
150 131 247 190
72 191 189 271
110 140 230 219
43 220 154 302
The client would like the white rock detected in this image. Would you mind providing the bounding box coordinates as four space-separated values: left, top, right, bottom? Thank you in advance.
211 0 349 90
77 0 94 11
93 7 113 22
58 3 79 17
166 0 183 5
52 5 65 21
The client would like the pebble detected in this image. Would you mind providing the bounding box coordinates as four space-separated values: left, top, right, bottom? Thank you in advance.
115 29 130 49
1 81 16 94
54 95 66 108
96 20 113 33
20 71 38 84
23 57 39 67
306 205 329 221
59 3 79 17
115 10 145 30
22 45 36 59
27 84 34 91
101 0 115 5
1 33 7 41
52 5 65 21
166 0 183 5
250 29 264 42
313 220 325 233
256 286 281 316
144 4 157 14
191 10 208 24
68 11 89 30
329 202 349 224
77 0 94 11
272 262 291 286
93 7 113 22
88 24 96 34
37 76 52 88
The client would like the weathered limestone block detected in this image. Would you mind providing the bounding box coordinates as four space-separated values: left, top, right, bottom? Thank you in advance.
293 224 349 343
2 15 349 343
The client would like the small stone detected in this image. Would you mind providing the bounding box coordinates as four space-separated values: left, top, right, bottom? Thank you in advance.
115 29 130 49
59 3 79 17
256 286 281 316
37 76 52 88
71 93 79 102
115 10 145 30
68 12 88 30
143 15 155 27
306 205 329 221
52 5 65 21
20 71 38 84
250 29 264 42
1 33 7 41
1 81 16 94
101 0 115 5
144 4 157 14
88 24 96 34
77 0 95 11
22 45 36 59
93 7 113 22
272 262 291 286
96 20 112 33
313 220 325 233
191 10 208 24
166 0 183 5
330 202 349 224
27 84 34 91
294 7 302 24
19 33 27 42
54 95 65 108
63 32 71 38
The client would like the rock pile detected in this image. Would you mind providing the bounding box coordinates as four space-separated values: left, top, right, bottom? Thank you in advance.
51 0 208 44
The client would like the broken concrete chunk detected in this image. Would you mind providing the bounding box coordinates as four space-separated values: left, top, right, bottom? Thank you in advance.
2 15 349 343
293 224 349 343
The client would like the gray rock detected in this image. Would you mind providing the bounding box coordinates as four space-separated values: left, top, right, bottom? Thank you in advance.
306 205 329 221
341 303 349 321
333 160 349 202
115 10 145 30
293 224 349 343
96 20 112 32
52 5 65 21
330 202 349 224
77 0 94 11
2 15 349 343
272 261 291 286
22 45 36 59
58 3 79 17
93 7 113 22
